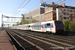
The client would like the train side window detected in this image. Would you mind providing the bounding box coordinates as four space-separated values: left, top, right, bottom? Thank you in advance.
29 25 30 27
41 25 43 28
47 23 50 26
45 24 47 28
43 25 45 28
51 23 53 28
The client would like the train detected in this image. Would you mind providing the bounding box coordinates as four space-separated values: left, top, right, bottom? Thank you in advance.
10 20 64 34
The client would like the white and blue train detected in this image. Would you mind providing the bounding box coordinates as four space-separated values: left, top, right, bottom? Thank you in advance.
10 20 64 33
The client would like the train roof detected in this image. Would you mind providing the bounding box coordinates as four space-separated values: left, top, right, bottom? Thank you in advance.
11 20 62 27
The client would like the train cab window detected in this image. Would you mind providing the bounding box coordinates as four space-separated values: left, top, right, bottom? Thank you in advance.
55 21 63 27
47 23 50 26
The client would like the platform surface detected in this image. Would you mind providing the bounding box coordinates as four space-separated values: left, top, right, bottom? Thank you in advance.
0 30 16 50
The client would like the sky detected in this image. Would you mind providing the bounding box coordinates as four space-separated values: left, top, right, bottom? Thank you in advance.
0 0 75 27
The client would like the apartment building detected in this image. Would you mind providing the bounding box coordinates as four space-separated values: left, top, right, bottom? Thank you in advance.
24 8 45 22
44 3 75 21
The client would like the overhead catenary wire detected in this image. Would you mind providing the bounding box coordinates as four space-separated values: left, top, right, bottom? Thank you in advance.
12 0 26 17
13 0 30 16
65 0 72 3
55 0 66 5
11 0 21 16
10 0 26 24
3 0 25 25
40 0 46 3
28 1 40 12
57 0 72 5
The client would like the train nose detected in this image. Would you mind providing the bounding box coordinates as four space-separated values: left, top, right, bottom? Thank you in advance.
56 27 64 30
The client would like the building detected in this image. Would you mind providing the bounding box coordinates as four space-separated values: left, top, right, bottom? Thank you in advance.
45 7 56 21
44 3 75 21
17 19 22 24
24 8 45 22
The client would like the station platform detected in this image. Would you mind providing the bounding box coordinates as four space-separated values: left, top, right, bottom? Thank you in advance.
0 30 16 50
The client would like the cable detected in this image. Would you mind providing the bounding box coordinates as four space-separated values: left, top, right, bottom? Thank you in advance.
12 0 26 17
40 0 45 3
55 0 66 5
28 1 40 12
11 0 21 16
14 0 30 16
65 0 72 3
12 0 26 16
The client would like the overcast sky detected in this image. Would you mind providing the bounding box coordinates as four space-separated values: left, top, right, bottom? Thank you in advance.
0 0 75 27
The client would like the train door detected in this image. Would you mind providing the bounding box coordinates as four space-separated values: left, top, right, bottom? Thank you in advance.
46 23 54 33
46 23 51 32
44 24 47 32
41 24 47 32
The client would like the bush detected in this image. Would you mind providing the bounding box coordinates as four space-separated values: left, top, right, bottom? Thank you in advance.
63 20 75 31
69 20 75 31
18 19 38 25
63 19 70 31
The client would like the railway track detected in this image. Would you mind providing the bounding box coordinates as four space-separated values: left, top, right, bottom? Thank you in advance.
17 29 75 42
6 29 42 50
13 29 75 45
7 29 75 50
26 31 75 44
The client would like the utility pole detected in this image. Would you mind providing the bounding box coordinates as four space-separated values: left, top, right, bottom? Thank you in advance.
31 16 32 23
21 14 24 21
1 14 3 30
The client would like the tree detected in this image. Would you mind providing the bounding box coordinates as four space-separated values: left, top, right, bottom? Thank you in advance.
63 19 70 31
18 19 38 25
69 20 75 31
28 19 38 23
13 24 17 26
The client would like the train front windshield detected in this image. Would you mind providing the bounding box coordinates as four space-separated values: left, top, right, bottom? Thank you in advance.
55 21 63 27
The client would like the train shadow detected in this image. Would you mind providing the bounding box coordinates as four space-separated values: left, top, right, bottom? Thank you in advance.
56 31 75 36
12 29 75 36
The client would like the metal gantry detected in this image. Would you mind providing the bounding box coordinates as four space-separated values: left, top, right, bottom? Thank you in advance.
1 14 22 30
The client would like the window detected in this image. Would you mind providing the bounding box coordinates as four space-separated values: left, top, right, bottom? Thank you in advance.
47 23 53 28
48 17 49 20
48 13 49 16
48 8 49 11
69 18 71 20
51 23 53 27
70 10 72 12
33 25 41 30
64 9 65 11
50 16 52 19
47 23 50 26
73 14 74 16
28 25 30 27
50 13 52 15
69 14 70 16
73 18 74 20
66 10 67 12
64 17 66 19
50 8 52 10
55 21 63 27
69 10 70 12
43 25 45 28
64 13 66 15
